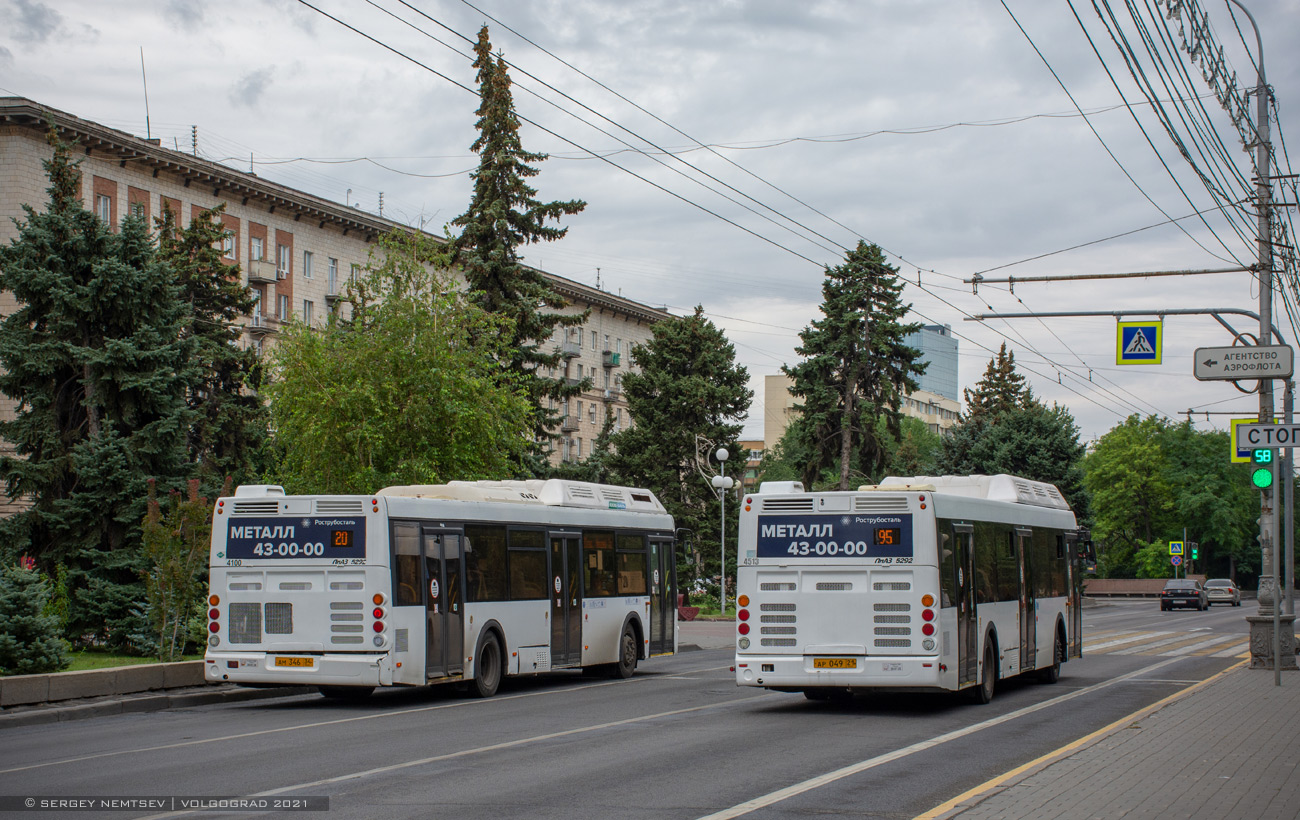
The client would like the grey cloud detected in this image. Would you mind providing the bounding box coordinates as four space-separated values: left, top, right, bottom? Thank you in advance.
228 68 273 108
163 0 204 30
10 0 62 42
0 44 12 68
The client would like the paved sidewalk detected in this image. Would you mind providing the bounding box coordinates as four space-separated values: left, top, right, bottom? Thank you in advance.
930 663 1300 820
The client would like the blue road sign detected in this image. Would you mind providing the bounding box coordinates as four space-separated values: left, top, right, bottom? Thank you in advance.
1117 321 1162 364
1169 541 1184 555
1171 554 1183 566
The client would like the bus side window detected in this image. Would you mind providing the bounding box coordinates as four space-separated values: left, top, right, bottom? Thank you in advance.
938 530 955 607
974 522 998 604
392 522 422 606
616 532 647 594
584 531 616 596
465 525 507 602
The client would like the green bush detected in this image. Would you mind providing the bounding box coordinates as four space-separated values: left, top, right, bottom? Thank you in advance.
0 565 70 675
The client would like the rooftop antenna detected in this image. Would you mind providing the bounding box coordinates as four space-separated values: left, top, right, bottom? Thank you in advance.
139 47 151 140
596 267 601 290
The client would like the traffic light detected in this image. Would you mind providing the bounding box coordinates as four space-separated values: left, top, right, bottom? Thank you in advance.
1251 449 1274 489
1190 543 1199 561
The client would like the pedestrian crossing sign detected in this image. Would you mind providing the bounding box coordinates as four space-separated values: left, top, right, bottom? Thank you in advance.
1117 320 1162 365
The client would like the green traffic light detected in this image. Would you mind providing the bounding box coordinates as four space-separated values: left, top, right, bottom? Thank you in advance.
1252 466 1274 489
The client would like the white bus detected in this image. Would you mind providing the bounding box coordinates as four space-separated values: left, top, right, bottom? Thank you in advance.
204 479 678 698
734 475 1084 703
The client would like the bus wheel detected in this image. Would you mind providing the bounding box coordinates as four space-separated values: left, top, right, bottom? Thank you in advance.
1038 635 1063 684
318 686 373 700
970 642 996 704
611 626 638 679
471 633 502 698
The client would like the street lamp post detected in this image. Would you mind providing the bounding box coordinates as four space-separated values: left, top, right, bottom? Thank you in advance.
712 448 734 615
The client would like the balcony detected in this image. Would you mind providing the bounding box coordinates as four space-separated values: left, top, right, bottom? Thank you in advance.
560 415 579 432
602 350 620 367
559 341 580 358
325 290 341 307
246 314 279 336
601 388 620 402
565 377 584 387
247 259 278 285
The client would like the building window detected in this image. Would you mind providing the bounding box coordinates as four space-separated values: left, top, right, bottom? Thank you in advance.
251 236 265 261
95 194 111 222
576 329 583 349
221 233 235 260
350 263 361 282
576 438 582 458
251 289 262 318
276 244 290 279
302 300 314 325
603 334 610 352
577 401 583 420
616 338 622 355
589 403 596 423
591 331 597 350
328 258 338 294
278 294 288 320
131 201 146 218
302 250 313 279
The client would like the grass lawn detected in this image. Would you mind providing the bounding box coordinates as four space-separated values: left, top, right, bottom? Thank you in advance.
64 649 202 672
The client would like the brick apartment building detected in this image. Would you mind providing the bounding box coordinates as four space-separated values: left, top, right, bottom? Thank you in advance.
0 97 671 511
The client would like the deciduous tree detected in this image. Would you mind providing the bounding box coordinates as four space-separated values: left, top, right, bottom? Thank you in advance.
266 231 532 494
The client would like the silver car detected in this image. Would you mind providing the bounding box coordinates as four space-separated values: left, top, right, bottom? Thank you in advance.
1204 578 1241 607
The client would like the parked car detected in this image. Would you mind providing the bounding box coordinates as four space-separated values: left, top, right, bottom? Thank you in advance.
1204 578 1242 607
1160 579 1208 611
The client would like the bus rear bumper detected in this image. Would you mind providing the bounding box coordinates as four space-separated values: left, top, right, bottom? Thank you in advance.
734 655 942 690
204 652 390 687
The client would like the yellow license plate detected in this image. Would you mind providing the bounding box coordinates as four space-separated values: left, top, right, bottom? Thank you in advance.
274 656 314 668
813 658 857 669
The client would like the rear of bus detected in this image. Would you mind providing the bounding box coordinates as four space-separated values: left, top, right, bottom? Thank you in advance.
204 485 393 689
734 481 946 694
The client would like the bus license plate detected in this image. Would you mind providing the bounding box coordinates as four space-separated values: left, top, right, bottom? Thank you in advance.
813 658 856 669
274 657 314 668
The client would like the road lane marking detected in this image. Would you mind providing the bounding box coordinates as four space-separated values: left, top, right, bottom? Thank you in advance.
1159 634 1244 656
1109 632 1222 655
1211 643 1249 658
134 695 772 820
1083 631 1171 651
910 659 1248 820
0 666 733 776
693 656 1188 820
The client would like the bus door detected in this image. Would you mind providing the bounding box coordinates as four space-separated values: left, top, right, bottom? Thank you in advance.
1066 532 1082 658
1016 527 1035 671
951 524 978 687
421 528 465 680
648 536 676 655
550 533 582 666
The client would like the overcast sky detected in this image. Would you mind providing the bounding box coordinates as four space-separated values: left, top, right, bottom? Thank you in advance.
3 0 1299 446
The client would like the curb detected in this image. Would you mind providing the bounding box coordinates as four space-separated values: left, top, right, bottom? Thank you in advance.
0 684 315 729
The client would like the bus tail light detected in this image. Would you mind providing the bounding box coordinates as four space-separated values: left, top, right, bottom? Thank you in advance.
209 594 220 606
921 594 934 607
922 609 935 622
738 623 750 635
208 621 220 633
372 621 385 633
373 592 385 606
738 608 750 621
738 595 749 607
373 607 385 619
921 623 935 636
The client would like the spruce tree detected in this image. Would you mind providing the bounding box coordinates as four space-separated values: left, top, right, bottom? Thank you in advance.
0 564 69 674
608 307 752 589
0 134 196 643
962 342 1033 421
449 25 588 459
783 241 925 490
156 204 270 489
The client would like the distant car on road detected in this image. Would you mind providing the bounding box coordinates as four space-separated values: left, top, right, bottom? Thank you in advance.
1160 579 1208 611
1204 578 1242 607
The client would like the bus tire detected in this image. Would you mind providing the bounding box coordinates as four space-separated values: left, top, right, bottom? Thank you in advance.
318 686 373 700
471 632 503 698
970 641 996 704
1038 633 1063 684
611 625 638 679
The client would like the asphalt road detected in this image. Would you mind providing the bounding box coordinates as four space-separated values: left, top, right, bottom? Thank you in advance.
0 600 1249 820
